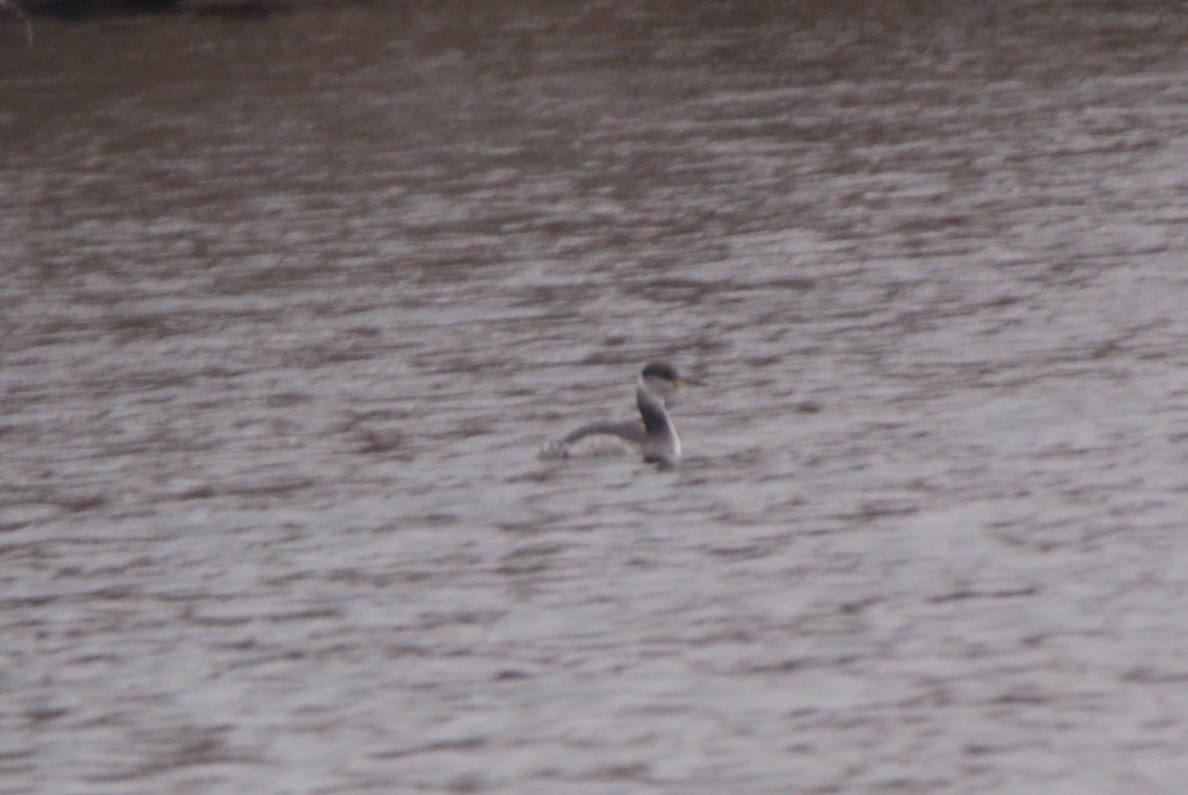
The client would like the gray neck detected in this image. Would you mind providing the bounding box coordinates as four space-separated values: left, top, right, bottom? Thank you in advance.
636 382 681 465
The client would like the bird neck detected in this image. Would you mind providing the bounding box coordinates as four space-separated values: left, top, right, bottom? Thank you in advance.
636 383 673 436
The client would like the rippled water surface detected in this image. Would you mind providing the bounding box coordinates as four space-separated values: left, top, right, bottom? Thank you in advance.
3 1 1188 792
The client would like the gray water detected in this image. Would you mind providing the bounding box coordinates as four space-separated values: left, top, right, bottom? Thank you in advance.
2 1 1188 792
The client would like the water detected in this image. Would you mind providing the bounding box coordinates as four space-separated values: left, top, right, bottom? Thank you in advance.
2 1 1188 792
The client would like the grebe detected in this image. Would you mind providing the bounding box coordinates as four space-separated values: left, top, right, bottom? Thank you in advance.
539 362 697 468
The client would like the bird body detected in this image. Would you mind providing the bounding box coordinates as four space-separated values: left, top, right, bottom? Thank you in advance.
539 362 693 468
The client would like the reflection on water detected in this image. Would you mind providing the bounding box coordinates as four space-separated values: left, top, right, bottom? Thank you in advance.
3 1 1188 792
